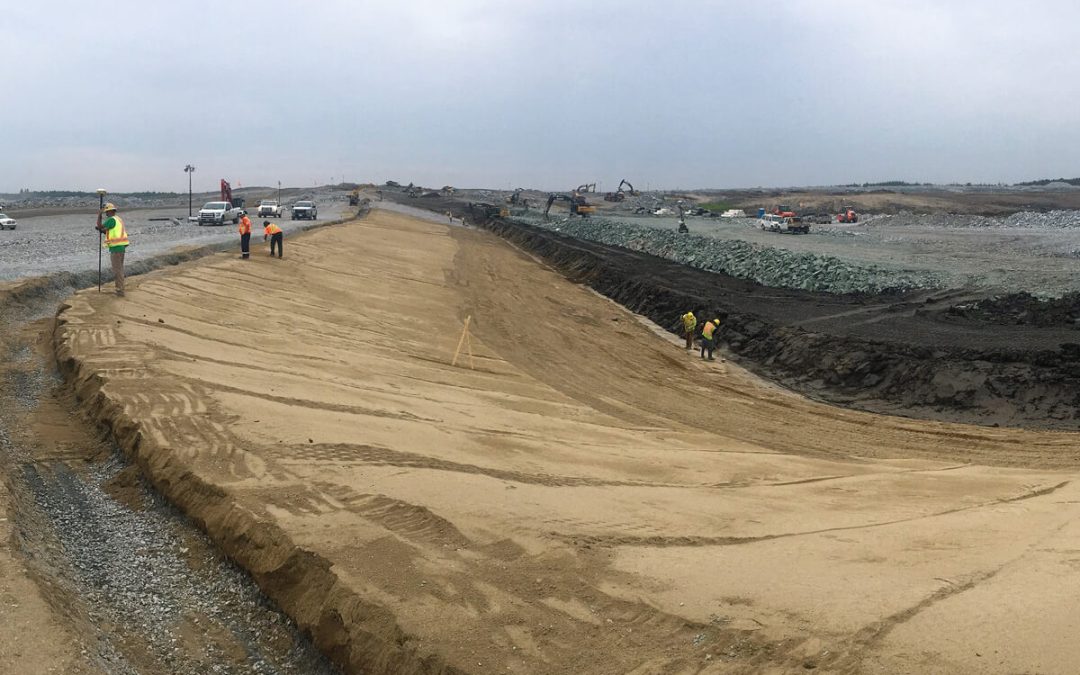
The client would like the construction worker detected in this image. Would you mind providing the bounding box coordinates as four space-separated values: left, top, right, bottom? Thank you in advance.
263 221 283 258
700 318 719 361
237 211 251 259
238 211 252 259
680 311 696 350
95 203 129 296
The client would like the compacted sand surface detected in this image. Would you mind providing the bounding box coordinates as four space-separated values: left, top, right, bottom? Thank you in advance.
54 209 1080 673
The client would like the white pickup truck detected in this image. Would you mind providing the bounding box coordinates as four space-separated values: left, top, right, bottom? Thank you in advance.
758 213 810 234
198 201 245 226
257 200 283 218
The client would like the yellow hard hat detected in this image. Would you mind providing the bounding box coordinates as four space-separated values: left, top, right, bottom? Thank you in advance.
102 203 117 212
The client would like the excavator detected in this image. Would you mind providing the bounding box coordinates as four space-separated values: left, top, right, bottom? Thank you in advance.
506 188 530 208
604 179 638 202
575 183 597 194
676 203 690 233
544 192 596 218
348 187 361 206
220 179 245 210
467 202 509 219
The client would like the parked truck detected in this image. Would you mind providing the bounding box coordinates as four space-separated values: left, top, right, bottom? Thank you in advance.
291 200 318 220
198 201 244 225
257 200 283 218
198 179 246 225
759 213 810 234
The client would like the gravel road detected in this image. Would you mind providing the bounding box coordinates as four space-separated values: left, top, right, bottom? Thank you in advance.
0 200 354 281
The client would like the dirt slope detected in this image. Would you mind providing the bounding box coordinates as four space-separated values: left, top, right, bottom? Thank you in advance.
55 210 1080 673
471 217 1080 431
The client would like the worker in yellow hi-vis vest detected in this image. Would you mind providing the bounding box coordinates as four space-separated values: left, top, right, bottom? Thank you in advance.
95 203 129 296
680 311 697 350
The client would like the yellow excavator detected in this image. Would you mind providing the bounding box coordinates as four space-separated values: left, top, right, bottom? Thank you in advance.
544 191 596 218
604 179 638 202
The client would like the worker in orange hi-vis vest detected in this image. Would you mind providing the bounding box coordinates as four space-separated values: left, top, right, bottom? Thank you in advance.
263 221 283 258
238 212 253 259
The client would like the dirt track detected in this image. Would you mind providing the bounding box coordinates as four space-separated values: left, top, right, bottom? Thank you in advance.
50 209 1080 673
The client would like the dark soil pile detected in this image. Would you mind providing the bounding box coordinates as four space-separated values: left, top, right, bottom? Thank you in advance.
947 292 1080 327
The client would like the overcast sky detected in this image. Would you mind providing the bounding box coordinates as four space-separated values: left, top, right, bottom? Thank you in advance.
4 0 1079 193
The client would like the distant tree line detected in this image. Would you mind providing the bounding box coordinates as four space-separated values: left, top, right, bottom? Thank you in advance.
1013 178 1080 187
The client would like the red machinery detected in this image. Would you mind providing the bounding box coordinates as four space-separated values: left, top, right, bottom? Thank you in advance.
221 179 245 209
837 206 858 223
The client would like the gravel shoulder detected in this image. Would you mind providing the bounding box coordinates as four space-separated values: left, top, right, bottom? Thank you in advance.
0 236 355 673
0 457 90 673
52 208 1080 673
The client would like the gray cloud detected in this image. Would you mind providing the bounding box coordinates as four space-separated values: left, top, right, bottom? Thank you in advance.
4 0 1079 192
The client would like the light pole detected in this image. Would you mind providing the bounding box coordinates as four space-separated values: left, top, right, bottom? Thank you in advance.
277 181 281 203
184 164 196 217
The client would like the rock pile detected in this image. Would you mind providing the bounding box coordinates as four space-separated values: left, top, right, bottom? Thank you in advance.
514 214 949 295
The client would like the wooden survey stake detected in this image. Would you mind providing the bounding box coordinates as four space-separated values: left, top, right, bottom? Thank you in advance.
452 315 475 369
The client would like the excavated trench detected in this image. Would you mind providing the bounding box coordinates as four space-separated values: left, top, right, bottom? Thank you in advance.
427 202 1080 431
0 251 346 673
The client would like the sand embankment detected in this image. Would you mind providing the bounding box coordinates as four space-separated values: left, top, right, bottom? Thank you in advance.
54 209 1080 673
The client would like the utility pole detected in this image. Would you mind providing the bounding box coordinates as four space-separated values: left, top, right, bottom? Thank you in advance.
184 164 196 217
277 181 281 203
